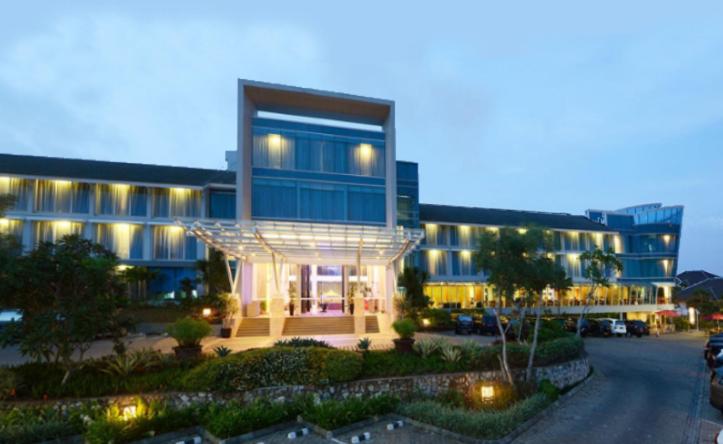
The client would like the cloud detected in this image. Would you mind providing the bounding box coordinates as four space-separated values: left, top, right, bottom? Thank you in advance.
0 15 325 167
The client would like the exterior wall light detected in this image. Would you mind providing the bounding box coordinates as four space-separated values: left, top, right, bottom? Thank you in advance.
480 384 495 401
202 307 212 317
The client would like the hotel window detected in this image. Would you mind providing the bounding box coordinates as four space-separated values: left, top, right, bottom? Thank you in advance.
427 250 448 276
252 178 297 219
347 186 385 223
424 224 438 246
209 190 236 219
152 226 196 260
34 220 83 244
253 133 295 170
35 180 90 214
96 223 143 259
0 218 22 239
451 251 473 276
151 188 201 218
254 130 385 178
0 176 30 211
96 184 147 216
299 183 345 221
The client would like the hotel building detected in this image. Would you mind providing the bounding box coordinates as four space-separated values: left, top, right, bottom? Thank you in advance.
0 80 682 335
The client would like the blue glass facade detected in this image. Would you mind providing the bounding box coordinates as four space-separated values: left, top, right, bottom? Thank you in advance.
250 118 387 225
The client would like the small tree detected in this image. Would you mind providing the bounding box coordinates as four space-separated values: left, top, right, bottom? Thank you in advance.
551 266 573 316
577 247 623 336
475 226 543 384
396 267 430 320
120 266 159 301
522 255 569 381
196 248 231 297
0 235 125 383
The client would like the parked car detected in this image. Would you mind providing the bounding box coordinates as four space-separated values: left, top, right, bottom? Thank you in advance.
477 315 501 336
505 319 530 340
599 318 627 337
625 320 649 337
711 368 723 413
455 315 475 335
564 318 592 337
706 335 723 365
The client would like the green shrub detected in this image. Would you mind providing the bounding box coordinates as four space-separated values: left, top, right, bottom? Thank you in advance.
399 394 551 440
165 317 212 347
274 337 331 348
0 368 19 400
84 399 201 444
302 395 399 430
537 320 570 342
183 347 361 392
202 399 292 438
413 337 446 358
392 319 417 339
533 336 584 366
308 347 363 384
362 349 464 378
0 404 93 444
214 346 232 357
537 379 559 401
357 337 372 353
419 308 453 330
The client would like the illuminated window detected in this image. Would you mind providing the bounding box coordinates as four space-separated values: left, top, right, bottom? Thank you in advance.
35 180 90 214
96 184 147 216
152 225 196 260
97 223 143 259
0 176 29 211
34 220 83 244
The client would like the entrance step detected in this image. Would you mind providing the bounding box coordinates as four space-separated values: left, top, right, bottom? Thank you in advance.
235 318 270 337
283 316 354 336
365 315 380 333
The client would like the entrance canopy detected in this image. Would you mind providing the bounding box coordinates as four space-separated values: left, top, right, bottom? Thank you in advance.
178 219 425 266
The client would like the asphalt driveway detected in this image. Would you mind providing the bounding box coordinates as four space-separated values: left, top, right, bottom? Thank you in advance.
514 332 707 444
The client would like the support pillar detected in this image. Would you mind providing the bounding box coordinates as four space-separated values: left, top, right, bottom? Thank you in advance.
353 296 365 335
269 297 286 338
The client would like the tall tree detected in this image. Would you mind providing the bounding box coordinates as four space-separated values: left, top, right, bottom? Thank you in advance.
551 265 573 316
0 235 125 383
577 247 623 336
396 267 430 320
120 266 159 301
475 226 544 384
0 194 21 302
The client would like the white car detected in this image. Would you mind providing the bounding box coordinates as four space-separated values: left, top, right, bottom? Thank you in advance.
600 318 627 337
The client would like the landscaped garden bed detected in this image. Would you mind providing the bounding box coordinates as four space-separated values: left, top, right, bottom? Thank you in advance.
0 334 588 443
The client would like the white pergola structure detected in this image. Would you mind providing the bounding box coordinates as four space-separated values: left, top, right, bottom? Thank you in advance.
178 219 424 336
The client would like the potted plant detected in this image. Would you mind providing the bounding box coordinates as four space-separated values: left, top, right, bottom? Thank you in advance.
219 293 239 338
392 318 417 353
166 317 212 359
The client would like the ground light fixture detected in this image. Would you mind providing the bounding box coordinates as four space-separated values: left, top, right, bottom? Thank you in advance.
480 384 495 402
120 404 138 421
202 307 212 317
421 318 431 327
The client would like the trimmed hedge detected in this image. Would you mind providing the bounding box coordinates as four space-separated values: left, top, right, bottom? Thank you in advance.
183 346 362 392
362 336 584 378
399 394 551 440
0 404 95 444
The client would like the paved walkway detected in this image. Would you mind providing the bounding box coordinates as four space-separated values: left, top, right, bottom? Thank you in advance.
514 333 706 444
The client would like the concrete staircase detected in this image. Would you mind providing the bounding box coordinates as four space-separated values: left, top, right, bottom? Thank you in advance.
235 318 270 337
365 315 380 333
283 316 354 336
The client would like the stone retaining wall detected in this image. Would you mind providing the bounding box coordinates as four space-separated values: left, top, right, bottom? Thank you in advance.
2 358 589 410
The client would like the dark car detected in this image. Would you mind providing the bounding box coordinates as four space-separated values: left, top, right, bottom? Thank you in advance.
477 316 501 336
565 318 591 337
455 315 475 335
505 319 530 340
594 319 615 337
625 320 649 337
705 335 723 365
711 368 723 412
